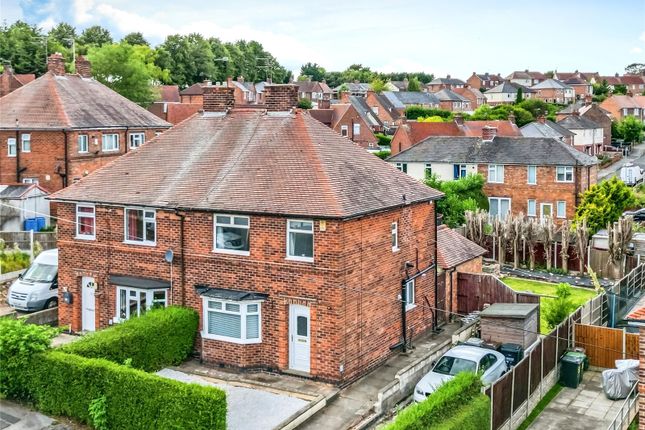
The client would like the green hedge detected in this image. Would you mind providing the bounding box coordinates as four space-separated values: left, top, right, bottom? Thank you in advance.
60 306 199 371
405 106 452 120
383 372 485 430
28 351 226 430
429 394 490 430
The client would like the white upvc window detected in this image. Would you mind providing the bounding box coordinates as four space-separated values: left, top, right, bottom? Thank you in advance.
527 165 537 185
116 287 167 322
124 208 156 245
21 134 31 152
527 199 536 217
391 221 399 251
76 204 96 240
214 214 250 255
128 132 145 149
556 201 566 219
78 135 89 153
424 163 432 178
287 219 314 262
371 106 379 115
405 279 415 310
341 125 348 137
488 164 504 183
102 134 120 152
353 123 361 135
556 166 574 182
489 197 511 220
7 138 16 157
396 163 408 173
202 299 261 344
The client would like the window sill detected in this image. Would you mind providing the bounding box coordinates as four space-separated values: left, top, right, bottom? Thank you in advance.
392 247 400 253
78 151 89 154
75 235 96 241
286 256 314 263
213 248 250 257
201 331 262 344
123 240 156 247
102 149 120 153
406 304 417 312
7 155 16 158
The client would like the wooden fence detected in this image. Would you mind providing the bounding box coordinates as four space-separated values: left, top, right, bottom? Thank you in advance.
0 231 56 251
574 324 639 368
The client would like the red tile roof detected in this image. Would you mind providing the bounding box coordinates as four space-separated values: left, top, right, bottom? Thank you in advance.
402 120 521 146
52 109 442 218
461 120 522 137
166 103 201 124
0 71 170 130
157 85 180 103
14 74 35 85
437 225 486 269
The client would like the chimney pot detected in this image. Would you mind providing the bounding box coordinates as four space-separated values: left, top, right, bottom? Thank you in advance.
264 84 298 112
447 74 451 79
75 55 92 78
203 79 212 86
482 126 497 141
202 86 235 112
47 52 66 76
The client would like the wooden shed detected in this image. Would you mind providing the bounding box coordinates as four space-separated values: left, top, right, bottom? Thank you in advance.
480 303 539 349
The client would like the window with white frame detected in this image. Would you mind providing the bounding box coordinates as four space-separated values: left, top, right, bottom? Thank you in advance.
124 208 156 245
353 123 361 135
102 134 120 152
371 106 379 115
396 163 408 173
78 135 89 153
453 164 468 179
391 222 398 251
340 125 348 136
76 205 95 239
203 299 261 343
22 178 38 184
556 201 566 218
116 287 167 321
527 199 536 217
556 166 574 182
21 134 31 152
7 138 16 157
287 220 313 261
128 132 145 149
405 279 415 310
488 164 504 183
489 197 511 220
527 165 537 185
424 163 432 178
214 215 249 254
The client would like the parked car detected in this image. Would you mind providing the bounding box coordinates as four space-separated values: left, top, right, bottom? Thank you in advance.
7 249 58 311
619 163 644 186
413 345 507 402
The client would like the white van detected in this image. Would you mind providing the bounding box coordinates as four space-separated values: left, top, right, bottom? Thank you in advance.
620 163 644 186
7 249 58 312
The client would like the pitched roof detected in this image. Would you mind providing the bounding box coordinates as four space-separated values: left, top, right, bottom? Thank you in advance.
295 81 332 94
601 95 642 110
563 77 589 85
373 93 401 120
453 87 485 100
432 88 469 102
308 108 334 126
14 74 36 85
388 135 598 166
0 72 170 130
597 76 622 85
557 115 601 130
383 91 440 106
156 85 180 103
51 109 442 218
634 95 645 109
397 120 521 146
334 82 371 92
531 79 572 90
486 81 535 94
460 121 521 137
619 75 645 85
520 120 575 139
180 82 206 96
437 225 486 269
388 80 408 90
507 71 546 80
475 73 503 81
0 183 48 199
349 96 383 128
428 76 466 86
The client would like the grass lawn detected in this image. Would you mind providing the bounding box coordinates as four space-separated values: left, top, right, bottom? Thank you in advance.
516 383 563 430
502 277 598 334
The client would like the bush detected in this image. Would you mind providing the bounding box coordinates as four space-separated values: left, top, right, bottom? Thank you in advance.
0 318 58 399
375 133 392 147
0 250 31 272
374 150 391 160
61 306 199 371
384 372 484 430
429 394 490 430
405 106 452 120
297 98 313 109
27 351 226 430
543 283 575 329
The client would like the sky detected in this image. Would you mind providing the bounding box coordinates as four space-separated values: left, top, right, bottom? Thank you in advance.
2 0 645 78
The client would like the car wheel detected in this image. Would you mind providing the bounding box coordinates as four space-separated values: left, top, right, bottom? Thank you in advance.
45 298 58 309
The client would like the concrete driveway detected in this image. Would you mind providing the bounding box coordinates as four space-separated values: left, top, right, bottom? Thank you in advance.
0 400 56 430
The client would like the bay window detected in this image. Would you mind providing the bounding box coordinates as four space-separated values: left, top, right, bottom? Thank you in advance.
287 220 314 261
116 287 167 321
76 204 95 239
203 299 261 344
214 215 249 255
124 208 156 245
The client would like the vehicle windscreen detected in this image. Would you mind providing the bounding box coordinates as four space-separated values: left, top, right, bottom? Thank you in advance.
22 263 57 283
433 356 477 376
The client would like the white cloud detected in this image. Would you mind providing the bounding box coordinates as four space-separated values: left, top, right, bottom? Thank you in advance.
74 0 94 24
632 47 643 54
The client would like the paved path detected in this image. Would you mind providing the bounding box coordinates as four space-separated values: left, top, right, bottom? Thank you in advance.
0 400 55 430
598 145 644 181
528 371 624 430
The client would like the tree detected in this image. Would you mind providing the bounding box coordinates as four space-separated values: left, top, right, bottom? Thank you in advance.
299 62 326 82
607 216 634 278
559 220 573 273
574 218 589 274
541 217 556 271
407 77 421 92
506 215 522 269
0 21 49 74
155 33 216 87
617 116 644 143
465 209 487 248
121 32 149 46
88 42 168 106
77 25 113 48
613 84 628 95
515 87 524 104
48 22 76 48
369 78 386 93
469 104 534 126
522 216 540 270
297 98 313 109
574 176 637 235
543 283 575 329
425 174 488 228
625 63 645 75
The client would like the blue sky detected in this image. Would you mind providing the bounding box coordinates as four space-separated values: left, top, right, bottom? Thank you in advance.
3 0 645 78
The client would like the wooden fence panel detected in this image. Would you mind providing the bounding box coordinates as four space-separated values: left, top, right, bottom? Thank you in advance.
492 371 513 430
626 333 639 361
457 273 540 317
542 332 556 377
574 324 636 368
512 358 529 412
0 231 56 250
529 343 542 395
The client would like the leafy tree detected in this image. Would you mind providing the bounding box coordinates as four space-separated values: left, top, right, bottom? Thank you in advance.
405 106 452 120
469 104 534 126
543 283 575 329
0 21 49 74
77 25 113 48
88 42 169 106
593 79 610 97
625 63 645 75
121 32 149 46
613 84 628 95
515 87 524 104
155 33 216 87
425 174 488 227
407 77 421 92
369 78 386 93
617 116 645 143
297 98 313 109
48 22 76 48
574 176 637 235
299 62 326 82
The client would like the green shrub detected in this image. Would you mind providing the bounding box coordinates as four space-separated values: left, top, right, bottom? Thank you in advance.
0 318 57 399
0 250 31 273
429 394 490 430
374 150 391 160
61 306 199 372
27 351 226 430
383 372 483 430
375 133 392 147
543 283 575 329
405 106 452 120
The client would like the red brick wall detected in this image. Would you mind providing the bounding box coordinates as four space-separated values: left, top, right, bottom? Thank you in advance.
180 94 203 104
466 75 483 90
446 257 483 315
390 125 413 156
56 200 437 383
639 326 645 430
333 107 378 148
365 92 400 126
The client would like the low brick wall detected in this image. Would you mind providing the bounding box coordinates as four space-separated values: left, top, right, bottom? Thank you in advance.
20 307 58 326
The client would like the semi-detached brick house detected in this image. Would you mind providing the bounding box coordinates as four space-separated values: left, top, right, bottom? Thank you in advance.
387 129 598 222
0 53 171 192
51 84 443 384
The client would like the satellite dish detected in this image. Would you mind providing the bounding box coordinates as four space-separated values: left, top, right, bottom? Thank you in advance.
164 249 174 263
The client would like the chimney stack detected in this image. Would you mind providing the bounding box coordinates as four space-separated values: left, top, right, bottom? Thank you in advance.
75 55 92 78
537 115 546 124
264 84 298 112
237 75 245 83
47 52 66 76
226 76 233 87
454 113 464 126
2 61 13 75
482 126 497 142
203 85 235 112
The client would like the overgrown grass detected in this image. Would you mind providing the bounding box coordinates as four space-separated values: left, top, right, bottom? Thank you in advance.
503 277 597 334
516 383 563 430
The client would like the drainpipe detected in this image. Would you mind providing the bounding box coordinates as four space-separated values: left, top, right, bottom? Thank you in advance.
63 130 69 187
179 211 186 306
15 125 20 182
433 205 438 329
574 165 580 207
124 127 129 154
448 267 456 319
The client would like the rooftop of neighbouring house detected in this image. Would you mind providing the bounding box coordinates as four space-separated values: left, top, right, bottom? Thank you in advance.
557 115 602 130
155 85 181 103
428 76 466 86
294 80 332 94
486 81 536 94
531 78 573 90
437 224 487 269
520 120 576 138
396 119 521 145
51 108 442 218
506 70 547 80
382 91 440 107
0 183 49 199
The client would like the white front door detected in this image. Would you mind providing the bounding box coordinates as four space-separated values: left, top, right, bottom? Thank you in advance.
289 304 310 373
81 277 96 332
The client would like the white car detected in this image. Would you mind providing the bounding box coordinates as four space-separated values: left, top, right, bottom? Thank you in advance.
413 345 507 402
7 249 58 312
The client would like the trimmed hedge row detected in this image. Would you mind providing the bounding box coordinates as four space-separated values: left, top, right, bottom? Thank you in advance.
28 351 226 430
384 372 485 430
61 306 199 371
429 394 490 430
